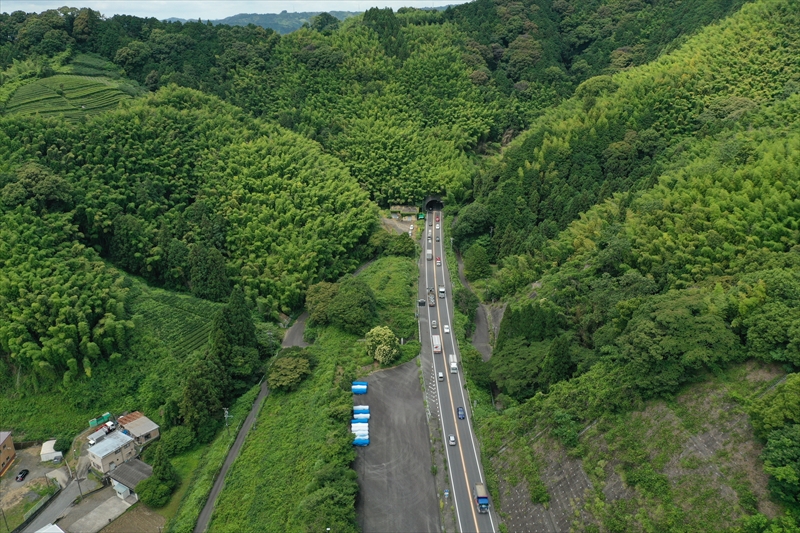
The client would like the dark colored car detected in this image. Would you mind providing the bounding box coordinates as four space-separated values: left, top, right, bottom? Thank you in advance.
457 407 466 419
418 298 426 306
16 469 29 482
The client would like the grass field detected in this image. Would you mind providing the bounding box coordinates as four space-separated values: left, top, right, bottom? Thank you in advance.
206 257 418 532
129 285 223 358
3 74 134 120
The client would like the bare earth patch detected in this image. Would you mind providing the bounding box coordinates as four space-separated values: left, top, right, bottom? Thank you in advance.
99 503 166 533
494 437 594 532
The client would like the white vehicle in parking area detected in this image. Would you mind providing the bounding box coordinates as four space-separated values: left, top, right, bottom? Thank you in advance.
443 325 450 334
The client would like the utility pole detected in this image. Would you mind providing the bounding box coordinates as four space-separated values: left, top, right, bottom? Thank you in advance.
64 448 83 499
223 407 231 435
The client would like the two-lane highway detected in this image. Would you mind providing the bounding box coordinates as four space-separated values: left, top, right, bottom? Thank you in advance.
419 211 496 533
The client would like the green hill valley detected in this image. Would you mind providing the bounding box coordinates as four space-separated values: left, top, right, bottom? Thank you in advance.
0 0 799 531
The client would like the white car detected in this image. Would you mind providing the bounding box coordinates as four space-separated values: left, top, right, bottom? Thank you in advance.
448 434 456 446
436 223 440 229
443 325 450 334
410 225 414 230
431 320 437 329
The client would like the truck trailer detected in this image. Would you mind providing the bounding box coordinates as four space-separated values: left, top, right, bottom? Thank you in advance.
449 353 458 373
474 483 490 513
426 249 433 260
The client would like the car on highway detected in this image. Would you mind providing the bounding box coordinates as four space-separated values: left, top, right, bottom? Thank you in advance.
436 215 440 222
457 407 466 419
436 223 440 229
448 434 456 446
443 325 450 334
436 257 441 266
16 469 29 482
436 235 440 241
438 371 444 381
431 320 437 329
418 299 425 306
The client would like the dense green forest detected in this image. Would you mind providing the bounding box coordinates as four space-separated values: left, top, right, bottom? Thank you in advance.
2 0 800 529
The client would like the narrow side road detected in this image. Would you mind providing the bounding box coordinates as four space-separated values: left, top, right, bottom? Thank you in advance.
193 380 269 533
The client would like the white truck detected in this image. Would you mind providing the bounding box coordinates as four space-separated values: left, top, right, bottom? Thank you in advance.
432 335 442 354
449 353 458 373
426 249 433 260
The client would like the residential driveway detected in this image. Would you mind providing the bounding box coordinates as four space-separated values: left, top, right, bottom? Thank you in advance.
22 478 100 533
58 486 132 533
354 359 440 533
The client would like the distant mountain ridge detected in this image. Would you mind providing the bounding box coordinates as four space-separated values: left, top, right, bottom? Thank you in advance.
164 11 361 34
165 6 454 34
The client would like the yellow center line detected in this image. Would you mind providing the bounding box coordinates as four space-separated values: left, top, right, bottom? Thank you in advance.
432 211 480 533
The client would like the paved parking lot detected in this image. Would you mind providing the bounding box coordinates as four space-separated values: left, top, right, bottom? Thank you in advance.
354 359 440 533
1 448 52 509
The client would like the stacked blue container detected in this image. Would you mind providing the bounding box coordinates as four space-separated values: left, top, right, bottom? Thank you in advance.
351 381 368 394
352 405 370 446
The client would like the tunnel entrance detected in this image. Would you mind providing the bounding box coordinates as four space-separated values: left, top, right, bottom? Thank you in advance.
424 197 444 212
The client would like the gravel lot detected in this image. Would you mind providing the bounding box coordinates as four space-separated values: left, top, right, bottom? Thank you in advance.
354 359 440 533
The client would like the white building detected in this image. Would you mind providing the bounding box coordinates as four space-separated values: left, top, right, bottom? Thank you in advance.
87 432 135 473
40 440 63 462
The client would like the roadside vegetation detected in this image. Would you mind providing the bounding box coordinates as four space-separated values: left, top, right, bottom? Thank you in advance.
208 254 417 532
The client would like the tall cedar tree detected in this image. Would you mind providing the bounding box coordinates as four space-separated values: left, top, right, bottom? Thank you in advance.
189 244 230 302
151 442 179 491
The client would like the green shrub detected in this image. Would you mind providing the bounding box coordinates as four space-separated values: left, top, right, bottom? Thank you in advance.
160 426 195 458
137 477 172 508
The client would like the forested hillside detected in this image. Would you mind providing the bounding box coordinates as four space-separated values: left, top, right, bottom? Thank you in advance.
452 0 800 527
2 0 800 530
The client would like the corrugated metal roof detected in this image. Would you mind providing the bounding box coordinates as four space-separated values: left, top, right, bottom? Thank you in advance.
108 458 152 489
120 415 159 436
116 411 143 426
87 431 133 459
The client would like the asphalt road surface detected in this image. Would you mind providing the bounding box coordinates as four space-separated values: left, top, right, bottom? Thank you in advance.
23 477 100 533
354 361 439 533
194 380 269 533
281 311 309 348
420 212 498 533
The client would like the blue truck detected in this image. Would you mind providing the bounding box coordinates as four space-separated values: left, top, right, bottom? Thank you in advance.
474 483 490 513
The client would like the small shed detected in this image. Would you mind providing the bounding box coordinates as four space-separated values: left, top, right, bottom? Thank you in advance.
108 458 153 500
40 440 63 463
390 205 420 221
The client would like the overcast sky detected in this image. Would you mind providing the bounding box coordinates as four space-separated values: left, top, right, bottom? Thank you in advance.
1 0 467 20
